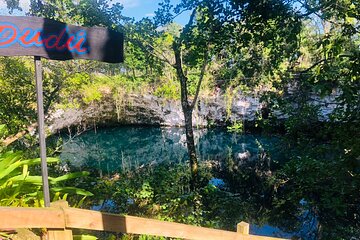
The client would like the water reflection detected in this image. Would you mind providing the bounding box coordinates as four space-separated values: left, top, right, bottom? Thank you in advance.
60 127 278 174
58 127 321 239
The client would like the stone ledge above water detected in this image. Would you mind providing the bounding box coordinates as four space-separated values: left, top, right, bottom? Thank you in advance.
48 93 336 133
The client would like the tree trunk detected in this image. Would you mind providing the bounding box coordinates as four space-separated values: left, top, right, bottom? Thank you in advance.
173 44 198 190
183 101 198 190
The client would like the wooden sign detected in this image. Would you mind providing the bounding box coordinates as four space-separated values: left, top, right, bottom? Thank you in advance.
0 16 124 63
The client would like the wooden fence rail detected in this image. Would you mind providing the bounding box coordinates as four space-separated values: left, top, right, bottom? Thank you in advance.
0 201 288 240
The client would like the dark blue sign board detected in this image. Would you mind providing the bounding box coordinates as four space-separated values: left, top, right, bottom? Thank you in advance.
0 16 124 63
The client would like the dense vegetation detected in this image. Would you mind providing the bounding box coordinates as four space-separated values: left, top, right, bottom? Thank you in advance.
1 0 359 239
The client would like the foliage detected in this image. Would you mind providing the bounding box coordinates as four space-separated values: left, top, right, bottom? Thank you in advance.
125 19 165 81
154 80 180 100
64 74 151 106
0 150 93 207
226 121 244 133
0 56 84 136
77 159 283 235
252 3 360 237
27 0 127 28
87 163 207 225
0 124 9 146
268 120 360 239
73 235 98 240
0 57 36 134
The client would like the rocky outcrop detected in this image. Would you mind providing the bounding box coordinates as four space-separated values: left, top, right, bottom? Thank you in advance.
48 93 263 133
48 92 337 133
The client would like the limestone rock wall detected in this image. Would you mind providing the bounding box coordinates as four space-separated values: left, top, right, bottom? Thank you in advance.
48 93 336 133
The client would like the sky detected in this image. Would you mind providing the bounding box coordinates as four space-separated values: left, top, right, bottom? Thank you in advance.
0 0 189 25
118 0 188 25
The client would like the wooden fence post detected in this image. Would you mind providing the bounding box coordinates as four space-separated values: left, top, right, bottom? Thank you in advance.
46 201 73 240
237 221 250 235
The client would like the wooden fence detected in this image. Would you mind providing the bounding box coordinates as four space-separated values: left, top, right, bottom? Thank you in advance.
0 201 288 240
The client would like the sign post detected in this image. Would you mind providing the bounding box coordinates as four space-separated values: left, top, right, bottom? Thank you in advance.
0 15 124 207
34 56 51 207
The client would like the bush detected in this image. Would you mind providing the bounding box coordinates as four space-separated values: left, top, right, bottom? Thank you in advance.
0 150 93 207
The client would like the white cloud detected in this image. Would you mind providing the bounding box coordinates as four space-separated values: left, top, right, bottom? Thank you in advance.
145 13 155 17
114 0 140 9
19 0 30 12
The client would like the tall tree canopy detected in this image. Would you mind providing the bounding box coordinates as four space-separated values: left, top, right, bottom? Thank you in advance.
142 0 302 188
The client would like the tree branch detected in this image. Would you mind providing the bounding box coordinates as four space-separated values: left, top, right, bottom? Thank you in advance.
179 8 197 44
1 122 37 147
171 7 198 111
299 54 355 74
131 38 174 67
190 48 209 110
44 84 61 114
294 0 333 19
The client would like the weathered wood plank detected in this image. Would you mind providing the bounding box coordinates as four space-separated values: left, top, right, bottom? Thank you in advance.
0 207 64 229
64 208 286 240
0 204 288 240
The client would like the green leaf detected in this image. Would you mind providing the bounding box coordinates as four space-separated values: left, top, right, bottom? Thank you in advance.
50 171 90 182
0 157 58 180
0 152 22 173
7 175 43 185
73 235 98 240
51 187 94 197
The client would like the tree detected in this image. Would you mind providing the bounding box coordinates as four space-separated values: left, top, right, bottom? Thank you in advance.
146 0 301 189
0 57 36 134
125 19 166 80
261 1 360 237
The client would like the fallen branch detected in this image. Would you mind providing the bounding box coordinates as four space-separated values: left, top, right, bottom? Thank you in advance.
1 122 38 147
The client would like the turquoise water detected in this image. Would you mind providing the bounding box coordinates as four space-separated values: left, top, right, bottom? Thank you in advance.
60 126 279 174
59 127 315 238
